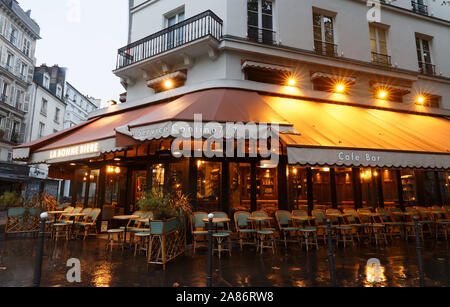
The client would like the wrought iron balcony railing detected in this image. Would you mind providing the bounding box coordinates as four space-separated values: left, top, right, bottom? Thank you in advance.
314 40 338 57
411 1 428 15
371 52 392 67
116 10 223 70
247 26 276 45
418 61 436 75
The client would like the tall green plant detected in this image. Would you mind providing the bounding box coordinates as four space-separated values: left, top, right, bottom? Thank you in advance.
0 192 22 210
136 191 178 220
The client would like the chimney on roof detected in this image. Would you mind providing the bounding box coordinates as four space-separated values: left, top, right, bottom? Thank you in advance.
26 10 31 17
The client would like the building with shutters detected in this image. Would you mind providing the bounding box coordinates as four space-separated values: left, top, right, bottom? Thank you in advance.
0 0 39 193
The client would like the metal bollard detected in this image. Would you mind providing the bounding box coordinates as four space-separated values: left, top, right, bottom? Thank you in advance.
0 223 5 271
33 212 48 287
327 220 336 287
206 213 214 287
413 217 425 287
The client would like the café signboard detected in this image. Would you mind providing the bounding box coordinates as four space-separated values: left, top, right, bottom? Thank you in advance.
49 142 100 160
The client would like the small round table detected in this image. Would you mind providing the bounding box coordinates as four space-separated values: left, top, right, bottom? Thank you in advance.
113 215 140 245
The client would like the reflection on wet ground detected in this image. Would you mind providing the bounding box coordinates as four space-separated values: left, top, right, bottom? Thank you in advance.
0 235 448 287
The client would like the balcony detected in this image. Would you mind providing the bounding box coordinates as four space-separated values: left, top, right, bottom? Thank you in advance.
411 1 428 16
116 10 223 71
247 27 276 45
314 40 338 57
418 61 436 76
371 52 392 67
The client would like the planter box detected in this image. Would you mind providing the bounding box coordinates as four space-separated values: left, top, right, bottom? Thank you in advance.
150 217 180 235
6 207 41 234
0 210 6 225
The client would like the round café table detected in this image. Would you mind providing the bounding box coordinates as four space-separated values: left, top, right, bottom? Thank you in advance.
113 215 140 245
248 216 273 231
202 218 231 232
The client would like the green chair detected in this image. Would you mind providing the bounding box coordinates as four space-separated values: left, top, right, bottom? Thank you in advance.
234 211 256 250
251 211 276 254
76 208 101 240
312 209 334 244
343 208 368 242
291 210 318 251
376 207 404 240
191 212 209 254
275 210 299 248
358 208 387 245
211 212 232 258
327 208 354 248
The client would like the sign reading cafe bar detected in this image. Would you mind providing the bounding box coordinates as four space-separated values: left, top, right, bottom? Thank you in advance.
49 142 100 160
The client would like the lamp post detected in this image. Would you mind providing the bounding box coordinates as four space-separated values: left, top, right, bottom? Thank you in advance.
33 212 48 287
206 213 214 287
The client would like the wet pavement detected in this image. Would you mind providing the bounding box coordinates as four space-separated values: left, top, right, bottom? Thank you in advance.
0 232 448 287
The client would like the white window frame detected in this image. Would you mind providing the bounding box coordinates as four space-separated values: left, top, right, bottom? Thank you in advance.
40 98 48 116
43 74 50 89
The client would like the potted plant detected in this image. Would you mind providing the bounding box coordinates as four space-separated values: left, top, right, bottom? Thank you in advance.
0 191 22 224
137 191 179 235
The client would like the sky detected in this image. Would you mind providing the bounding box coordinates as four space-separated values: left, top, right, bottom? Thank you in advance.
18 0 129 107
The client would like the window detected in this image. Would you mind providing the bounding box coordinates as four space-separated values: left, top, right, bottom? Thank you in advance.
38 122 45 138
23 38 31 57
20 62 27 80
313 12 336 57
247 0 274 44
54 107 60 123
412 0 428 15
369 24 390 66
9 27 17 45
56 84 62 99
6 52 14 71
1 83 8 101
43 74 50 89
0 115 4 128
15 89 22 110
40 98 48 115
7 151 12 162
416 36 435 75
166 10 185 48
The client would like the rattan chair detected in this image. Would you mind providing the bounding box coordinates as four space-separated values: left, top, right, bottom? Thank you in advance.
234 211 257 250
275 210 299 248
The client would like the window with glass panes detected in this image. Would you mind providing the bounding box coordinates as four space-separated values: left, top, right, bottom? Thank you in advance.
313 13 335 56
247 0 274 44
416 37 434 75
369 24 389 66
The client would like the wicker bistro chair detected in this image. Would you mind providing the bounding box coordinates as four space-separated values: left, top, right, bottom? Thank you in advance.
76 208 101 240
415 207 436 237
275 210 299 248
251 211 276 254
106 229 125 252
375 207 404 240
357 208 387 245
53 206 75 242
211 212 232 259
191 212 209 254
326 209 355 248
404 207 425 241
234 211 257 250
342 209 368 242
431 206 450 240
311 209 335 244
291 210 318 251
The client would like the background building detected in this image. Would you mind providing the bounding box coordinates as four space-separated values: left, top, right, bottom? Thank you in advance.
0 0 39 193
63 82 100 129
22 64 67 197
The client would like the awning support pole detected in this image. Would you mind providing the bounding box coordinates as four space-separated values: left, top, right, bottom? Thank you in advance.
330 168 338 209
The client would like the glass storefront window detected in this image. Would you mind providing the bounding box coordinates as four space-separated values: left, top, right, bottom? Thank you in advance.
152 164 165 193
74 168 89 207
87 169 100 208
335 168 354 209
381 169 399 206
311 167 331 208
102 166 126 220
133 170 147 206
288 167 308 211
229 163 251 213
360 168 379 208
400 170 417 206
444 172 450 206
197 161 221 212
256 166 278 215
169 161 186 197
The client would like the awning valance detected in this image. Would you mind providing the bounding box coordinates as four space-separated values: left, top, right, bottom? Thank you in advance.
264 95 450 169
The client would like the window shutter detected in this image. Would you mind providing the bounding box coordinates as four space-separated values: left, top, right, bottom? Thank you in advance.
5 116 11 140
19 122 25 143
9 85 14 105
23 91 30 112
0 47 6 68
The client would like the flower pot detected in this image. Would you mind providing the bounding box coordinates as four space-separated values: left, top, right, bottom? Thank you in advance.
150 217 180 235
